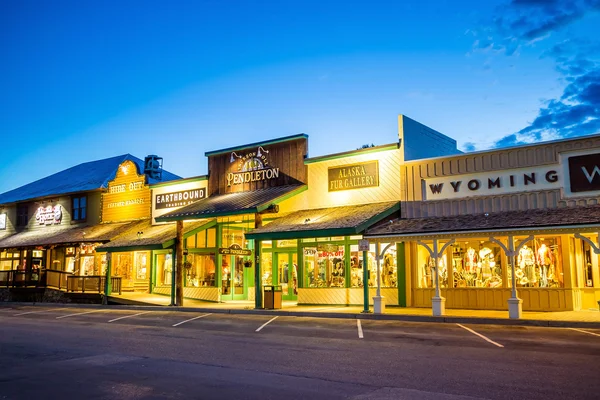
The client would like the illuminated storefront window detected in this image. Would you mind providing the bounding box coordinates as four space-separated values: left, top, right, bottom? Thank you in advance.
304 245 345 288
451 241 503 288
157 253 173 286
0 251 20 271
510 237 563 288
185 253 216 287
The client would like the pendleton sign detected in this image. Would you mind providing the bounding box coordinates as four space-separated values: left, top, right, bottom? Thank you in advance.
328 161 379 192
155 188 206 209
102 160 151 222
226 146 280 187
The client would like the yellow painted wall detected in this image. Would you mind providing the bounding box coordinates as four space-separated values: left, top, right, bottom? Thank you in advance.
298 288 398 305
278 148 402 213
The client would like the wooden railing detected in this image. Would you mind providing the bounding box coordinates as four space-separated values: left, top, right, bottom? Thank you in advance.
0 269 41 288
0 270 121 295
45 269 73 290
66 276 122 295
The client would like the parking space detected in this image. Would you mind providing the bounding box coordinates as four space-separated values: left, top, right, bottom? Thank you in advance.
3 306 600 354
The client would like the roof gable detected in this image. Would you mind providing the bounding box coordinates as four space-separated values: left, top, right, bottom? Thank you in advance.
0 154 181 205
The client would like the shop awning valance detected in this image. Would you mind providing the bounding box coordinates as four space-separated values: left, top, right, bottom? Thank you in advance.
245 201 400 241
97 218 215 252
155 184 307 222
0 221 136 250
365 205 600 241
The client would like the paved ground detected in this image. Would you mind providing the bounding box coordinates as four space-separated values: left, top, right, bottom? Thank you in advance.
1 305 600 399
108 292 600 327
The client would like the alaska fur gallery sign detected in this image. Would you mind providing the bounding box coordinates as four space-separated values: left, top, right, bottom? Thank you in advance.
328 161 379 192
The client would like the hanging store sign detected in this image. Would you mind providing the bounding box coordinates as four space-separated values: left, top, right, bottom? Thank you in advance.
0 213 6 230
226 146 280 187
102 160 151 222
328 161 379 192
219 244 252 256
155 188 206 210
35 205 62 225
568 153 600 193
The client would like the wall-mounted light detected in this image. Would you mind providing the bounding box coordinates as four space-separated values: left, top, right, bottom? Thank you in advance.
137 231 143 239
304 218 311 224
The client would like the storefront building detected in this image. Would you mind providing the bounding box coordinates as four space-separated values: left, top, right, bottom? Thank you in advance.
0 154 181 296
366 134 600 314
156 115 460 306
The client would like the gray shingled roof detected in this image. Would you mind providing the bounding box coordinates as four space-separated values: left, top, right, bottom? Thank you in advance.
98 219 213 250
156 185 307 221
365 205 600 238
245 201 400 240
0 154 181 205
0 221 136 249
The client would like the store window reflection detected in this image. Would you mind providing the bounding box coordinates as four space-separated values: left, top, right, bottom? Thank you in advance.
451 241 502 288
304 246 345 287
512 237 563 288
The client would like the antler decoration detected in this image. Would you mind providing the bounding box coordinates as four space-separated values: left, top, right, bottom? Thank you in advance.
230 151 242 163
257 146 269 157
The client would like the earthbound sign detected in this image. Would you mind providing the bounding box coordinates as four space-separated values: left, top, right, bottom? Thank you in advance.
423 166 561 200
328 161 379 192
227 146 280 187
155 188 206 210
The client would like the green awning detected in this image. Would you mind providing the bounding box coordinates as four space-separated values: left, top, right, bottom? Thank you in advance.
245 201 400 241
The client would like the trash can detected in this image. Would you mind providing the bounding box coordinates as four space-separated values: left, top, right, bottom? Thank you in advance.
263 285 282 309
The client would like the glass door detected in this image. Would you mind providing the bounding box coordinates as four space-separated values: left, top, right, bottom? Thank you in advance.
221 255 247 300
276 252 298 301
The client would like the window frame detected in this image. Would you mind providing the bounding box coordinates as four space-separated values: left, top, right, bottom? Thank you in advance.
71 195 87 222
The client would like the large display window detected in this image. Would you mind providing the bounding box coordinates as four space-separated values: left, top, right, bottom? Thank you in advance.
451 241 503 288
304 245 345 287
512 236 563 288
185 253 216 287
1 251 21 271
157 253 173 286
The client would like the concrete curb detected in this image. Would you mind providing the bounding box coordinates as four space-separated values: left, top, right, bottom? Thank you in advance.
2 302 600 328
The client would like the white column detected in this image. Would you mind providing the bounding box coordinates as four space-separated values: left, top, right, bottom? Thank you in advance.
373 242 385 314
416 238 454 317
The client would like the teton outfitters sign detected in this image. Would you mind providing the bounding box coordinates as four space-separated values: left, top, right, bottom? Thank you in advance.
568 153 600 193
328 161 379 192
226 146 280 187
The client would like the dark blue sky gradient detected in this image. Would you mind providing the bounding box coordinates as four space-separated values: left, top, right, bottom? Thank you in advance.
1 0 598 193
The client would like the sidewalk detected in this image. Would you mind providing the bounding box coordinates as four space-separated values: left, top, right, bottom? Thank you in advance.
104 292 600 329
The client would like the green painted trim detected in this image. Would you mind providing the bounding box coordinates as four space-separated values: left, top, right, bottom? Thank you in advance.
304 143 399 164
149 175 208 188
354 203 400 233
100 244 164 253
396 242 406 307
205 134 308 157
170 247 176 306
247 227 358 241
162 219 217 248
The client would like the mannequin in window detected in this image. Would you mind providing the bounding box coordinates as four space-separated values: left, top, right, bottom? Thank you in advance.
518 244 535 287
479 247 494 282
537 243 553 288
464 247 478 273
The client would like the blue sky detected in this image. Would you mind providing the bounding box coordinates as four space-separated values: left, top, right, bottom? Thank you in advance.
1 0 599 193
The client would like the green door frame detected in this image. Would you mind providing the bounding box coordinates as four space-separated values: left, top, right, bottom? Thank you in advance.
274 251 298 301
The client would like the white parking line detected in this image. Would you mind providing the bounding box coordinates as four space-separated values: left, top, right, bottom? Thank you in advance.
357 319 364 339
172 313 212 327
256 316 279 332
14 308 66 316
457 324 504 348
56 310 104 319
108 311 152 323
569 328 600 337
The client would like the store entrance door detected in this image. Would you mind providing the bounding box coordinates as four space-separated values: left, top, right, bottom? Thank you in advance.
276 252 298 301
221 255 246 300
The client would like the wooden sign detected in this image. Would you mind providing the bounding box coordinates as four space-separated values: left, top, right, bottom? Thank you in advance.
328 161 379 192
102 160 151 222
207 135 308 195
219 244 252 256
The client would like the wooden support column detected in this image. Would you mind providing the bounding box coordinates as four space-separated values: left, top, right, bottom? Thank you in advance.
175 220 184 307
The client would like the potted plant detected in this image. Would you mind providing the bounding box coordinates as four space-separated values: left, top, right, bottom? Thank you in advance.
243 259 253 268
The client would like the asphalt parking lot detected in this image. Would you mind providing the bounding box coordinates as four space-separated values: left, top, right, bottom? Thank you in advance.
2 305 600 400
2 305 600 352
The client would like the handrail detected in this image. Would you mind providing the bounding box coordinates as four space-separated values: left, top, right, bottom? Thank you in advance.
66 275 122 294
